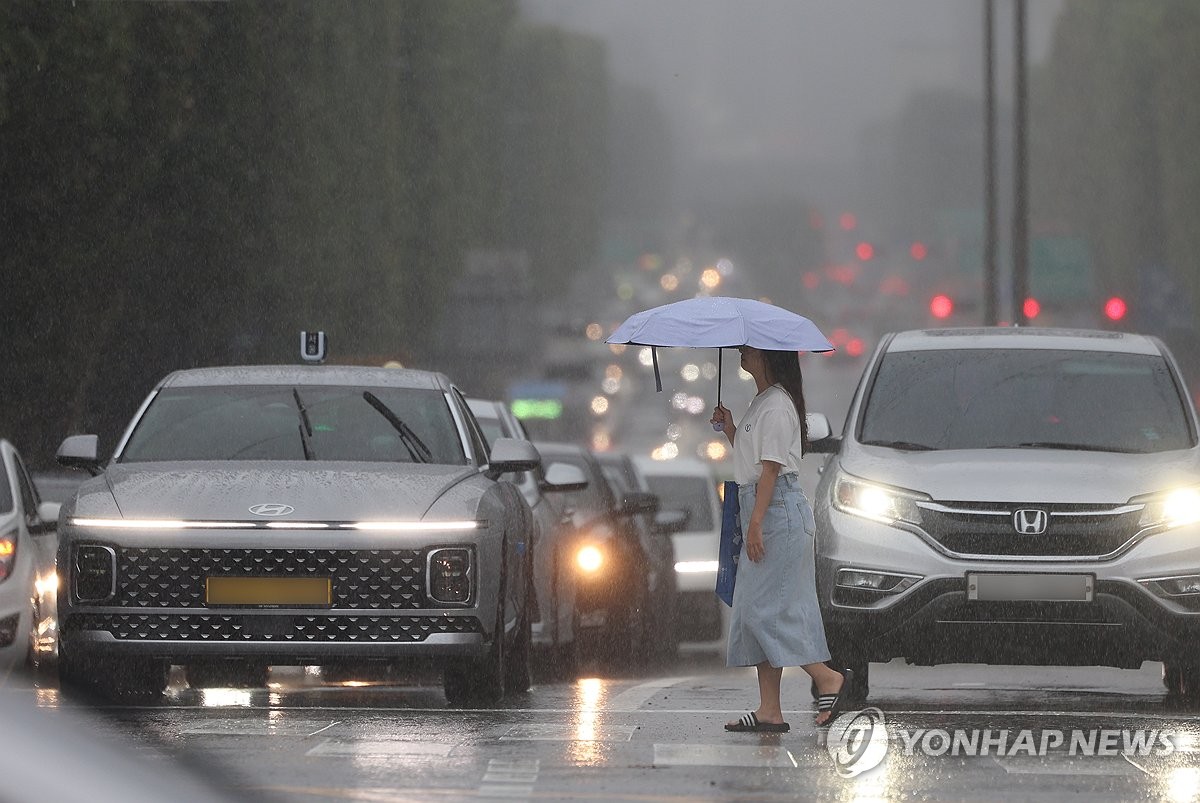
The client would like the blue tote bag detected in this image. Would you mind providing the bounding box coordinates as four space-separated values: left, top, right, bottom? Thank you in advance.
715 480 742 607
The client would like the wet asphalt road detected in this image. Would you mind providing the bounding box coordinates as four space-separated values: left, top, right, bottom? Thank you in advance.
8 647 1200 803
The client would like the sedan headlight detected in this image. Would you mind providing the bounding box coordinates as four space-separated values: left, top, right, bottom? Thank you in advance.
0 530 15 583
574 522 615 576
1137 486 1200 530
832 474 926 526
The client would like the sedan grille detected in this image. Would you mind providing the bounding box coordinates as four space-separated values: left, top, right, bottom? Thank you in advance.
917 501 1143 558
64 612 481 642
114 547 427 609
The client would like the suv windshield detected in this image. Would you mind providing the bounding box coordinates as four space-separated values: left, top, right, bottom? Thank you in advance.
120 385 466 464
859 348 1194 454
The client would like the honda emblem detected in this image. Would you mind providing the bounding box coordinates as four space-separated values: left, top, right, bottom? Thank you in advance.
1013 508 1048 535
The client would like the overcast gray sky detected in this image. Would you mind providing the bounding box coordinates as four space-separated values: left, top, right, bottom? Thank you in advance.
521 0 1063 207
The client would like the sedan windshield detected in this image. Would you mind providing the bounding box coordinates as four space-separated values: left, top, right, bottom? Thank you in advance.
120 385 466 464
859 349 1195 454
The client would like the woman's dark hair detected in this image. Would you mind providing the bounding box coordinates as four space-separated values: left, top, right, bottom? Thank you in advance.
763 349 809 452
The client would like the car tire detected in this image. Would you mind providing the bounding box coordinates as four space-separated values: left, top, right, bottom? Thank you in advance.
504 573 534 693
185 661 270 690
444 541 509 706
1163 663 1200 702
605 584 649 669
60 650 170 701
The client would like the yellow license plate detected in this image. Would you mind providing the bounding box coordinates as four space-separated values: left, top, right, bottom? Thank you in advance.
206 576 332 607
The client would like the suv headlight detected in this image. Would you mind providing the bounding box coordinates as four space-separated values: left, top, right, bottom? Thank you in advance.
832 474 926 526
1136 486 1200 530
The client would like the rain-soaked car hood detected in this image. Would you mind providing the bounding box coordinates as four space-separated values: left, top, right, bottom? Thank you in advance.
840 444 1200 503
88 462 480 521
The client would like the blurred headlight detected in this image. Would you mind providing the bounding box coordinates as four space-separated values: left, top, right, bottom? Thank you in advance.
1137 487 1200 530
576 545 604 574
832 475 925 526
0 532 15 583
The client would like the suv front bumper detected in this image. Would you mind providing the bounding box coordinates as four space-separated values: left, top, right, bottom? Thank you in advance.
817 508 1200 667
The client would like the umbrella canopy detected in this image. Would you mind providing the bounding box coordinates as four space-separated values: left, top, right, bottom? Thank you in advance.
607 296 833 351
606 296 834 404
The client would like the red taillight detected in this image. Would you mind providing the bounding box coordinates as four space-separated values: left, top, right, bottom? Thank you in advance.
1023 297 1041 319
855 242 874 261
1105 297 1127 321
910 242 927 260
930 294 954 319
847 338 865 357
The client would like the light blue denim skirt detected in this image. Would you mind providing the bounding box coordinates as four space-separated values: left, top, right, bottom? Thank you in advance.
726 473 832 668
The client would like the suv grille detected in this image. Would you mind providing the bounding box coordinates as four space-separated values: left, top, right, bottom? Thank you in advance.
114 548 427 609
918 501 1143 557
64 612 481 642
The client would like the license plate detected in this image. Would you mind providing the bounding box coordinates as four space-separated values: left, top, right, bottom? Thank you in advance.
206 576 331 607
967 572 1094 602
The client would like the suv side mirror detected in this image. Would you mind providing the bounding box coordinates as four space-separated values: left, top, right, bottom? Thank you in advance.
805 413 840 454
486 437 541 479
56 434 103 476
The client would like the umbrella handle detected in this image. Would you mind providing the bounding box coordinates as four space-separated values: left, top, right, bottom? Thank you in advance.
712 348 723 430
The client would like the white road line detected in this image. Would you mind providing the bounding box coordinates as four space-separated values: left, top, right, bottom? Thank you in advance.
306 740 457 757
307 720 342 737
993 755 1142 776
606 676 695 711
499 723 637 741
477 758 539 801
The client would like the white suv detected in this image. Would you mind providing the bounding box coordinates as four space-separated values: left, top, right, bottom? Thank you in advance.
810 327 1200 702
633 457 725 643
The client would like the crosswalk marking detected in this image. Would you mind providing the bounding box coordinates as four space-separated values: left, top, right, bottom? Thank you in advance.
653 743 798 768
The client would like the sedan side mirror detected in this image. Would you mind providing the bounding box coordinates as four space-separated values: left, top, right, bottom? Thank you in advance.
56 434 103 476
32 501 61 535
540 462 588 493
620 491 659 517
653 508 689 535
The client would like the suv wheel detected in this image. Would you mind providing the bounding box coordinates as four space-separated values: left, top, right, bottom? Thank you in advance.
1163 663 1200 701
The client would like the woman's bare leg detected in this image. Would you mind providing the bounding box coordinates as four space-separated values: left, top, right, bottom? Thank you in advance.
804 661 846 725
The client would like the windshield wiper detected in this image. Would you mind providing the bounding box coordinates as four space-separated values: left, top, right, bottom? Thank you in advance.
361 391 433 463
1001 441 1140 454
292 387 316 460
860 439 936 452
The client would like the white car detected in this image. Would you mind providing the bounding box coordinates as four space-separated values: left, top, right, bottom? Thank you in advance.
0 440 60 673
811 326 1200 702
632 457 725 644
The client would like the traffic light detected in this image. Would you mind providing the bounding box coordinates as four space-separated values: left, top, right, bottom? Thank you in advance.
930 294 954 320
1104 296 1127 322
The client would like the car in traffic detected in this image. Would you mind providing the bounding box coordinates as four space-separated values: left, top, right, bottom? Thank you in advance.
53 365 541 704
810 326 1200 702
466 397 589 677
534 442 672 667
0 439 60 674
632 456 725 646
594 450 679 662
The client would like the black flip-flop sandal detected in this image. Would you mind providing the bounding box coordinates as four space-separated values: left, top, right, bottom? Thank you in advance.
816 669 855 728
725 712 790 733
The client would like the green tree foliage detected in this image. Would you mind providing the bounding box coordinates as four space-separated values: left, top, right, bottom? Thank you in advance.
1032 0 1200 320
0 1 608 467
